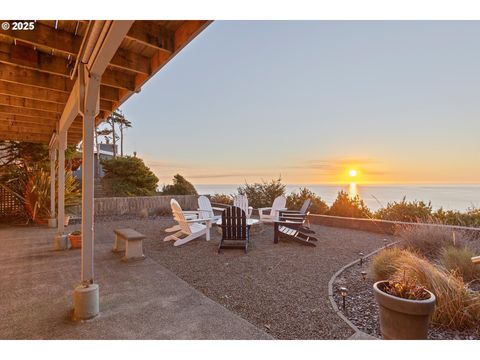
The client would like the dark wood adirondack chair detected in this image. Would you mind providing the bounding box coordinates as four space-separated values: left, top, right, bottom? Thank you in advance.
273 216 317 247
218 206 250 254
279 198 314 234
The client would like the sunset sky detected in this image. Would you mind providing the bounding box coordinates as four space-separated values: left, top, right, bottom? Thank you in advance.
120 21 480 185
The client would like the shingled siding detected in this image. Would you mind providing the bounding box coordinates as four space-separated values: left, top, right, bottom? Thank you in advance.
308 214 480 238
69 195 199 217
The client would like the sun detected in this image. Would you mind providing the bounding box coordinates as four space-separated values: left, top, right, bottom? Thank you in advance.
349 169 357 177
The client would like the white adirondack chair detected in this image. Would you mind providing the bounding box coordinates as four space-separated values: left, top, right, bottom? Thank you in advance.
258 196 287 223
164 199 211 246
197 195 223 222
233 195 253 219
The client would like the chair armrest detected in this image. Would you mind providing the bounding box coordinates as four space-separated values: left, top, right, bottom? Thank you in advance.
280 210 302 215
183 210 201 215
258 207 272 215
212 207 226 211
185 218 210 224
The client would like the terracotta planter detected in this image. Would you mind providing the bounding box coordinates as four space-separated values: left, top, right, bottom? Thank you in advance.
373 280 436 340
69 233 82 249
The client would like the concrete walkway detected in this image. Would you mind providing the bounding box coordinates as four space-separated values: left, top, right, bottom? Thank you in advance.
0 225 271 339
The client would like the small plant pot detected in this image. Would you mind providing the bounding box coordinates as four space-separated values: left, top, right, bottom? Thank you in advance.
373 280 436 340
69 233 82 249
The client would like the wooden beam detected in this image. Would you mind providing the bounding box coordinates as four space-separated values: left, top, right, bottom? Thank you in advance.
174 21 210 52
0 117 82 132
0 62 73 92
100 99 114 112
0 21 82 57
0 112 57 124
109 48 151 75
0 80 69 104
126 21 173 53
0 42 74 78
100 85 120 102
0 131 51 143
0 125 56 135
0 104 60 120
0 94 64 113
101 69 136 91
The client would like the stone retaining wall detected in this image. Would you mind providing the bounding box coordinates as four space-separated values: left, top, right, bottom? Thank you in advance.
69 195 199 217
308 214 480 238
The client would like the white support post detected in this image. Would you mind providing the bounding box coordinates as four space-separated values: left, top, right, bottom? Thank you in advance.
80 65 100 284
48 147 57 228
73 64 100 320
72 20 133 321
57 132 66 234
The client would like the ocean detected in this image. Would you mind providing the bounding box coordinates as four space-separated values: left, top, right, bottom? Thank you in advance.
195 184 480 212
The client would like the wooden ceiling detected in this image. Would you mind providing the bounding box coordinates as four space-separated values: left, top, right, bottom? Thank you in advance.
0 20 211 145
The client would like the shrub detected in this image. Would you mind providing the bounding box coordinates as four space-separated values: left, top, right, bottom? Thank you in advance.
439 246 480 282
286 187 328 215
327 190 372 218
390 252 480 330
434 207 480 228
375 198 433 222
160 174 197 195
237 177 286 209
210 193 233 205
395 223 470 257
370 247 415 282
101 156 159 197
1 165 81 223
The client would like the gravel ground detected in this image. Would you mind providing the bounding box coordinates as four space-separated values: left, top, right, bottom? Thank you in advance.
89 215 396 339
332 256 480 340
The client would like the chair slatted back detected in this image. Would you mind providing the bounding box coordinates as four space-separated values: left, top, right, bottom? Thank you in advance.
270 196 287 215
299 198 312 215
170 199 192 234
198 195 213 219
221 206 248 241
233 195 250 218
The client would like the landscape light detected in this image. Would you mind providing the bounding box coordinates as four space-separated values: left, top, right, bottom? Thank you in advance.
339 287 348 310
361 271 367 281
383 239 388 248
359 252 364 266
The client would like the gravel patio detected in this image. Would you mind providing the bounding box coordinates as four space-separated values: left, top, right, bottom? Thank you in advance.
92 216 396 339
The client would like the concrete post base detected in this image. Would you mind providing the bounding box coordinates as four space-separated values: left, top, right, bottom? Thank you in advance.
54 234 68 250
73 283 99 321
48 218 57 228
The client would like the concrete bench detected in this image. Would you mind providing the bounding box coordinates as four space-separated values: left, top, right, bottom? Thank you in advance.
113 228 146 261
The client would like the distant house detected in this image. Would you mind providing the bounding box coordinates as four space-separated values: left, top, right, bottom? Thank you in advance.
74 143 117 180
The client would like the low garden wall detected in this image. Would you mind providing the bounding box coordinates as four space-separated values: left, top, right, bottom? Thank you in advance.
70 195 199 217
308 214 480 238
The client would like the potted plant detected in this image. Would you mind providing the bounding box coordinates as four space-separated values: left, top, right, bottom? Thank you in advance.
373 277 436 339
69 230 82 249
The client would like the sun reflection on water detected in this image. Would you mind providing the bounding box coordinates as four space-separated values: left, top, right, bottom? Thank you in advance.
349 182 357 198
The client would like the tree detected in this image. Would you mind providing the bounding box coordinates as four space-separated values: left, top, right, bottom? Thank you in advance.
327 191 372 218
161 174 198 195
101 156 159 197
286 187 328 214
118 115 132 157
237 177 286 209
104 109 131 158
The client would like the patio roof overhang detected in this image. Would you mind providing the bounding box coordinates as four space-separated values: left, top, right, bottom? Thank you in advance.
0 20 211 145
0 20 211 320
